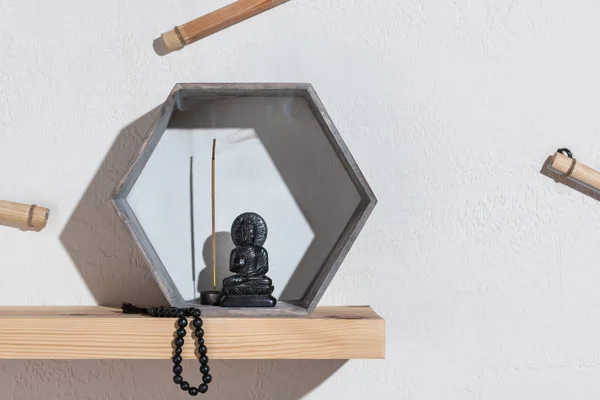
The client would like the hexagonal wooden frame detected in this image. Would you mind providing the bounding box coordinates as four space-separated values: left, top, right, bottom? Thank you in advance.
113 83 377 316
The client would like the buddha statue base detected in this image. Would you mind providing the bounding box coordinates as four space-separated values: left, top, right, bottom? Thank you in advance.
220 294 276 308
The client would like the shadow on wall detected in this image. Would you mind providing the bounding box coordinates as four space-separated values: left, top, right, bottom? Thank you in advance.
0 359 347 399
55 107 347 399
198 231 233 293
61 98 359 306
60 108 166 306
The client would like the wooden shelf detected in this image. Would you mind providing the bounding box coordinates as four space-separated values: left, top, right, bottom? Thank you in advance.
0 306 384 360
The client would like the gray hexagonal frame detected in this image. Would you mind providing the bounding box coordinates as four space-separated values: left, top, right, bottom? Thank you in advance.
113 83 377 316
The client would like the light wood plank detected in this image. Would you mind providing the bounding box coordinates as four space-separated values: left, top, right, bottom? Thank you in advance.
0 306 384 360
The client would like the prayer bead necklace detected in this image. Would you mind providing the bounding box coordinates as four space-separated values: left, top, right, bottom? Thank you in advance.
122 303 212 396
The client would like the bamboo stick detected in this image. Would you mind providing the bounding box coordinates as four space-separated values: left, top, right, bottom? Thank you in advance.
0 200 49 232
160 0 290 54
549 151 600 192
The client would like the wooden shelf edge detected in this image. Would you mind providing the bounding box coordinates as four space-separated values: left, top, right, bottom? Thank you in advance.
0 306 385 360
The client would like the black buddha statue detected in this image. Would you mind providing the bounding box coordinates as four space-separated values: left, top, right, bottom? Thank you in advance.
220 212 276 308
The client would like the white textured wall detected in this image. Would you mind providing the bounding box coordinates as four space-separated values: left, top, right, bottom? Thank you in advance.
1 0 600 399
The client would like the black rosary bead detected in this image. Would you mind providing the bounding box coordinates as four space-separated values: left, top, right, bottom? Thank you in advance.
122 303 210 396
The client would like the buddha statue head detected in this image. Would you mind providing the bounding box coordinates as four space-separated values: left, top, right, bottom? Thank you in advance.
231 212 267 247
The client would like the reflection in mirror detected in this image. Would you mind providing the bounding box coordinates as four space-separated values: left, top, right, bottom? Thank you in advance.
126 95 361 306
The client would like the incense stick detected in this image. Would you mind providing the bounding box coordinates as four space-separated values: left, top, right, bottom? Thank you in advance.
211 139 217 292
189 156 197 298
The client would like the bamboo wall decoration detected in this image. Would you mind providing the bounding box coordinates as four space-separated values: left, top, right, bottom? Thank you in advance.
548 150 600 193
159 0 290 54
0 200 49 232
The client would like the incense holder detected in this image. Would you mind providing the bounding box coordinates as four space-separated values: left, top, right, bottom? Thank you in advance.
221 213 276 308
200 291 223 306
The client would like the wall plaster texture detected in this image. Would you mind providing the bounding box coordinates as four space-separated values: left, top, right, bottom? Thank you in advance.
1 1 600 398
